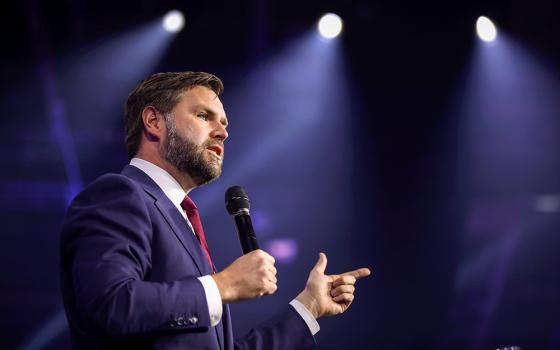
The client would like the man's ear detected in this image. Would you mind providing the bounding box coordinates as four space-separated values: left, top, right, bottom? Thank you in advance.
141 106 166 141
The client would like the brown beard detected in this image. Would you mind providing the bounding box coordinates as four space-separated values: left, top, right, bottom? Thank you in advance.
162 117 223 187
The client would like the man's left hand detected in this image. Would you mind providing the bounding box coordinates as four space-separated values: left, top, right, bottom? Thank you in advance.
295 252 371 319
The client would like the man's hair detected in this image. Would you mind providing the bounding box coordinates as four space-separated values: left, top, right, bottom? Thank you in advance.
124 71 224 159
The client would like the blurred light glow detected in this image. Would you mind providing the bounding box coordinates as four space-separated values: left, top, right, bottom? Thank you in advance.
265 239 298 264
251 210 272 236
476 16 497 42
163 10 185 33
318 13 343 39
533 194 560 213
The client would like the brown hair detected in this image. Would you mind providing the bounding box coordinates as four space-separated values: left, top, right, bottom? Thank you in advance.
124 71 224 159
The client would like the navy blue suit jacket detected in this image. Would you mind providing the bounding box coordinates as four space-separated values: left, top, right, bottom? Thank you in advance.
60 165 316 349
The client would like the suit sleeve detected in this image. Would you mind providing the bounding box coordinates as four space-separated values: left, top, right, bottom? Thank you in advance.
61 174 211 339
233 306 317 350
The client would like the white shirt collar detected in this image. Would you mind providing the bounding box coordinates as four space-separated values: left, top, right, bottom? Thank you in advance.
129 158 186 217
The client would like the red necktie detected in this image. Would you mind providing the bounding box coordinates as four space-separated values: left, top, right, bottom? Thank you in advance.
181 195 214 271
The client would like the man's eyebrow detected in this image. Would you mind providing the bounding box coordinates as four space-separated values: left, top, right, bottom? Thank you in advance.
193 104 216 113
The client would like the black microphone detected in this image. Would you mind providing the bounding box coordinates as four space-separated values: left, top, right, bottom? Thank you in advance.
225 186 259 254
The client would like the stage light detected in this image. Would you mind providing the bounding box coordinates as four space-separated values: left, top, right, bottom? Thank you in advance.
318 13 343 39
476 16 497 42
163 10 185 33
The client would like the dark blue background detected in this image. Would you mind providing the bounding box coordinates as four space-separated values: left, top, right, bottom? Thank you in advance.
1 1 560 349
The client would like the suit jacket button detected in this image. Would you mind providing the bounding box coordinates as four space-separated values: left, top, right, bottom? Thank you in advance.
169 321 177 328
188 316 198 325
176 316 185 326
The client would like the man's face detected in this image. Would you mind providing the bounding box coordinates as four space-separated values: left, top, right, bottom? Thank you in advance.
162 85 229 186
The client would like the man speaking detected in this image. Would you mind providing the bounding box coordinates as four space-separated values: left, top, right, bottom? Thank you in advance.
60 71 371 349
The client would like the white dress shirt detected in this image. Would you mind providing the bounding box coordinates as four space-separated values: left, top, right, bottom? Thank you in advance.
130 158 319 335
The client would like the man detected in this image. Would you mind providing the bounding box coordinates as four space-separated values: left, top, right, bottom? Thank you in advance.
60 71 371 349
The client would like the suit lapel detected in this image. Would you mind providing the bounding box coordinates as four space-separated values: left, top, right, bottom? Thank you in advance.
155 198 214 275
121 165 213 275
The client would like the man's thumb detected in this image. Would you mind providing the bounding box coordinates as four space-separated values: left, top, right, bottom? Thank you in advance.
313 252 327 274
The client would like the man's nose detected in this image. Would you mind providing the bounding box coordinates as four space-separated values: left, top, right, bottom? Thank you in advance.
211 121 228 141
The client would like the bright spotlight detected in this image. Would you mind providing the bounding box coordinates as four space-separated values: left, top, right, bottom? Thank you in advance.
162 10 185 33
476 16 497 42
318 13 343 39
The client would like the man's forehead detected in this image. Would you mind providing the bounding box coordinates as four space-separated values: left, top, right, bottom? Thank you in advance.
173 86 228 125
180 86 225 109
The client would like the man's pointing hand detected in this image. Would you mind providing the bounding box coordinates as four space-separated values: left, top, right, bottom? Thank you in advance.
295 252 371 319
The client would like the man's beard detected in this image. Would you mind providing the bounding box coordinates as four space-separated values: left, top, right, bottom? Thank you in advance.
162 118 223 187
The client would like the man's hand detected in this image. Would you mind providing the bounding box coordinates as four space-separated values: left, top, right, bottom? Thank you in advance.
295 252 371 319
212 249 277 303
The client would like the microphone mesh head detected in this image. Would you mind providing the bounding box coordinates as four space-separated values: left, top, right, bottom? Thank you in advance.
225 186 250 215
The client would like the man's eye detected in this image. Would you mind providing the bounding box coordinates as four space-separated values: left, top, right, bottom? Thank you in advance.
197 113 209 121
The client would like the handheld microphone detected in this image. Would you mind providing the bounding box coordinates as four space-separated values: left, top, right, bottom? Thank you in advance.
225 186 259 254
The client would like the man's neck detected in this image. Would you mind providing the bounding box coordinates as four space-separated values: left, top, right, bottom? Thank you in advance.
134 152 197 194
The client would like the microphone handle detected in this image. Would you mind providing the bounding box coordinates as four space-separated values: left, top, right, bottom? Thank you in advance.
234 214 259 254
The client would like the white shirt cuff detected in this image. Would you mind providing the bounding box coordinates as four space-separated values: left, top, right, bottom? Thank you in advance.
198 275 223 326
289 299 320 335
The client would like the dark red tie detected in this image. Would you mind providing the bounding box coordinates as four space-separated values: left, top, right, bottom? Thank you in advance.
181 195 214 271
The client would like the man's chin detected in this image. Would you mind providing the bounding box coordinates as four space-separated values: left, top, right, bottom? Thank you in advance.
193 165 222 187
204 156 223 175
194 173 221 187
